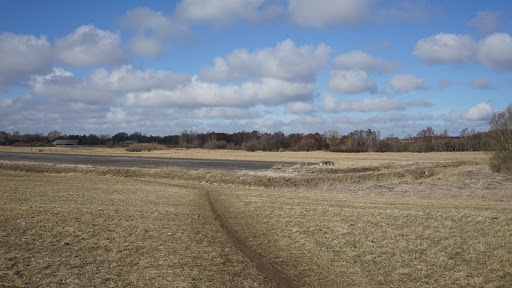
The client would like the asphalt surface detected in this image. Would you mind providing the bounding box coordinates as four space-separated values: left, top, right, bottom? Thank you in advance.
0 152 300 171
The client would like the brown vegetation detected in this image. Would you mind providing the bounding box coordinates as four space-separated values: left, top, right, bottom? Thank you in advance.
1 151 511 287
489 103 512 174
125 142 168 152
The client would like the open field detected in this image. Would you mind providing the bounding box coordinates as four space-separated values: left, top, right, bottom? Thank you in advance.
0 146 489 166
0 171 272 287
1 150 512 287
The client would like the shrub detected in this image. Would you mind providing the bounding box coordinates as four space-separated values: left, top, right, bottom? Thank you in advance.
408 142 432 153
125 142 168 152
242 140 261 152
489 103 512 174
374 141 393 152
294 139 319 151
203 140 228 150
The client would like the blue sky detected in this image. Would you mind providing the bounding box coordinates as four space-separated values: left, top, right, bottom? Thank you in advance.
1 0 511 137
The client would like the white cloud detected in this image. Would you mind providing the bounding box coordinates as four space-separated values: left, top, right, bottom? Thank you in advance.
199 57 240 82
444 109 462 122
388 74 427 93
467 11 502 34
29 67 114 105
200 39 330 82
288 0 373 27
88 65 190 91
128 35 166 59
323 93 432 113
175 0 282 26
299 116 325 125
370 112 433 123
186 107 260 119
55 25 125 67
285 102 314 114
331 50 400 73
413 33 476 64
120 7 186 58
121 7 181 34
478 33 512 71
0 33 52 90
464 102 494 121
469 77 498 90
125 76 316 108
328 70 377 94
0 92 110 134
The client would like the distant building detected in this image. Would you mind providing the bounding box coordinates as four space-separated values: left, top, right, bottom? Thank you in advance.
52 140 80 145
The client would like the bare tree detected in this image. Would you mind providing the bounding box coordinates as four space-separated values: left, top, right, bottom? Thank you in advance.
489 103 512 174
47 130 61 140
323 130 341 149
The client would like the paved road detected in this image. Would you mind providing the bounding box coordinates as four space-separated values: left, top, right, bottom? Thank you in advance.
0 152 301 171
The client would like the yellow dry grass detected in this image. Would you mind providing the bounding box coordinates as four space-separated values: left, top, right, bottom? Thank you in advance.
0 146 489 166
0 171 272 287
210 182 512 287
1 150 511 287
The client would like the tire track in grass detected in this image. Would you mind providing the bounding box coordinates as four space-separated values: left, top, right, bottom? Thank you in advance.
206 189 297 288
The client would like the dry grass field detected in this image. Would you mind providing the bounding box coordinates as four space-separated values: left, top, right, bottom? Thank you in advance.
1 149 511 287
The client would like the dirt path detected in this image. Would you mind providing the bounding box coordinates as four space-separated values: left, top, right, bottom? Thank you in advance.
206 190 297 288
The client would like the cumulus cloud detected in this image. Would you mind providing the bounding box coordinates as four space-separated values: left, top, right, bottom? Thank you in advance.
331 50 400 73
299 116 325 125
478 33 512 71
55 25 125 67
388 74 427 93
175 0 282 26
186 107 260 119
128 35 167 59
369 112 433 123
125 76 316 108
413 33 476 64
121 7 181 34
328 70 377 94
0 33 52 90
464 102 494 121
28 67 114 105
120 7 186 58
323 93 432 113
288 0 372 27
467 11 502 34
469 77 498 90
285 102 314 114
444 109 462 122
0 91 110 134
200 39 330 82
199 57 240 82
87 65 190 91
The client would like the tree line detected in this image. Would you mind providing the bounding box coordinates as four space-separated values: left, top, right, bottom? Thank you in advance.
0 127 494 153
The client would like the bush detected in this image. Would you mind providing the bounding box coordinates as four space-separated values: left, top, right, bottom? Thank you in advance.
125 143 168 152
408 142 432 153
203 140 228 150
489 151 512 174
374 141 393 152
489 103 512 174
294 139 319 151
242 140 261 152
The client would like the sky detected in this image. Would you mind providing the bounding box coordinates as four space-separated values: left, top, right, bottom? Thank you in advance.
1 0 511 138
